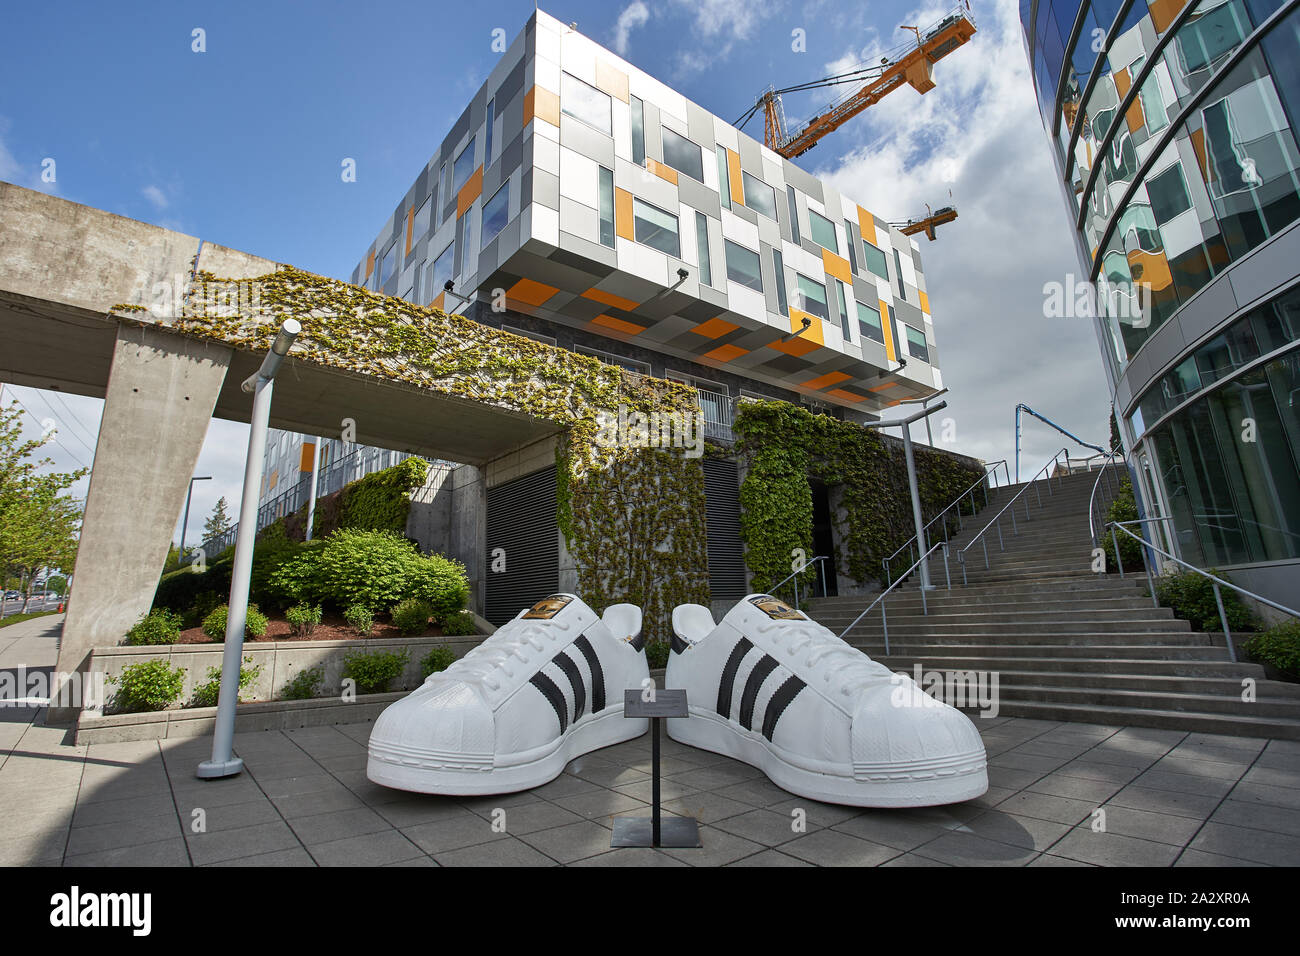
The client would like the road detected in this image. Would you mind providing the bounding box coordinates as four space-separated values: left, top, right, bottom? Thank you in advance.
0 595 63 616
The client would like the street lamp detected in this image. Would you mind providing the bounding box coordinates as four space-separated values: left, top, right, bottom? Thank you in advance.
198 319 300 780
178 476 212 568
862 400 948 591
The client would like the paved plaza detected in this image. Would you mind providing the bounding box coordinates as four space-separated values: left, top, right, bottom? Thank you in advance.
2 615 1298 867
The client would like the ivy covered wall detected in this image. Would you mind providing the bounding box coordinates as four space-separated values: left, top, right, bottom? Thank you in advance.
162 266 710 644
733 400 987 595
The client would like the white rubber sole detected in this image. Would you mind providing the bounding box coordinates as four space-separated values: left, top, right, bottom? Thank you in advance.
367 707 647 795
668 709 988 808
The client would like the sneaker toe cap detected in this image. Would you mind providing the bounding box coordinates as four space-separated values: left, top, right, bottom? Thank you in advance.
369 680 495 768
851 681 986 776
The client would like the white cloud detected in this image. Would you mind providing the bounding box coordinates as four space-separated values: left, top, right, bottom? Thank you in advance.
612 1 651 55
668 0 784 77
141 184 168 209
813 0 1113 470
0 118 58 194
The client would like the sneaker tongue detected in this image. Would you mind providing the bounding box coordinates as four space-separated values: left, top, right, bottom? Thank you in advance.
516 593 596 627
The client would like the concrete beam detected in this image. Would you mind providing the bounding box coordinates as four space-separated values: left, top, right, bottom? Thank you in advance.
49 323 232 721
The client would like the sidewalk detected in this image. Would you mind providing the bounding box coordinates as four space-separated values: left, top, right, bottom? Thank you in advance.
2 701 1297 866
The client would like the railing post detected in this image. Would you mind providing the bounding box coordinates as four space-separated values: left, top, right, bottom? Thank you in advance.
982 538 990 570
1139 532 1158 608
959 552 968 586
882 605 890 656
1111 527 1124 579
942 545 951 590
818 557 827 598
1213 582 1236 663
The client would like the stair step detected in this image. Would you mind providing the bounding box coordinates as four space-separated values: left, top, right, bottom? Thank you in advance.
873 654 1264 679
957 699 1300 741
847 642 1234 660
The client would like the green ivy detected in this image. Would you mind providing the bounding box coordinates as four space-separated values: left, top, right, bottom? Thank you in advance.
338 456 429 534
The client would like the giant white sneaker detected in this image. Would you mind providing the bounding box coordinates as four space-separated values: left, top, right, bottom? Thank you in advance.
667 594 988 807
367 594 649 794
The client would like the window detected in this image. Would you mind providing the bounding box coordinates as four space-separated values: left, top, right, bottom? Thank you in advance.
631 96 645 165
632 198 680 256
426 241 454 302
809 209 838 253
857 301 884 344
413 194 432 241
893 248 907 300
578 345 650 375
453 137 476 194
695 212 712 286
598 167 615 248
724 240 762 292
485 98 495 167
862 240 889 279
561 72 612 135
380 242 398 286
835 280 851 340
905 325 929 363
438 162 450 224
742 171 776 219
1147 163 1192 224
787 186 800 242
661 127 704 182
773 249 789 315
481 182 509 248
795 274 828 320
716 146 731 210
844 220 859 272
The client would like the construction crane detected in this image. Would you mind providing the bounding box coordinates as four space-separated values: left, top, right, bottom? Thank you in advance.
890 204 959 241
735 3 976 239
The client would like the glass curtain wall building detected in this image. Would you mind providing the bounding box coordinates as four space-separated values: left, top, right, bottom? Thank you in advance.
1021 0 1300 602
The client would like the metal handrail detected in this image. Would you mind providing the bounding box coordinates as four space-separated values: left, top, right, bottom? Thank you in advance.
957 447 1069 585
1107 518 1300 664
840 540 951 655
1015 403 1107 481
769 555 831 609
1087 445 1126 547
883 458 1010 584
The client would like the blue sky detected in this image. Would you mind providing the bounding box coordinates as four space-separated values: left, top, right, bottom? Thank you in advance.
0 0 1109 546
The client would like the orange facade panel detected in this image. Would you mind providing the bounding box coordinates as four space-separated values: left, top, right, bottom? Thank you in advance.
646 159 678 185
524 85 561 128
691 316 739 339
802 370 851 391
727 149 745 206
1149 0 1190 33
299 442 316 473
582 286 640 311
595 60 630 103
405 206 414 257
919 290 931 314
822 248 852 284
857 205 875 242
704 343 748 362
615 188 635 240
826 388 866 404
507 278 560 307
591 313 647 335
365 250 375 279
878 298 897 362
457 166 483 218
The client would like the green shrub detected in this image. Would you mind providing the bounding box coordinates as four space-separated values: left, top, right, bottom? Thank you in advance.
154 559 234 624
344 604 373 636
338 456 429 534
280 664 326 700
645 640 670 670
1155 570 1258 633
124 609 182 646
419 645 457 679
285 602 322 637
201 603 270 642
342 649 409 694
108 660 186 713
392 598 433 636
189 658 262 708
439 610 477 637
1102 478 1144 572
270 529 468 616
1243 619 1300 677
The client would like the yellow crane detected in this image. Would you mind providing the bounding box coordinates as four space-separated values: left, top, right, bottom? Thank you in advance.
735 3 976 240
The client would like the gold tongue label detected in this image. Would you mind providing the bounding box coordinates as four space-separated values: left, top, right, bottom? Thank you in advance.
523 594 573 620
749 595 805 620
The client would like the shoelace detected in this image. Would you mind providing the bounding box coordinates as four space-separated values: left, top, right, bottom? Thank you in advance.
755 619 891 701
437 620 561 692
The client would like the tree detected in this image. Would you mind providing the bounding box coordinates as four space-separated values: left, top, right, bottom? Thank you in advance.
46 575 67 597
0 402 85 615
203 497 233 541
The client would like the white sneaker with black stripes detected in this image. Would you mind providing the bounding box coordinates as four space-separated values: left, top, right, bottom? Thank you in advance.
367 594 649 794
667 594 988 807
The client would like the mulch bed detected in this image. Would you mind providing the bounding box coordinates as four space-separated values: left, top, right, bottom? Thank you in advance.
175 611 459 645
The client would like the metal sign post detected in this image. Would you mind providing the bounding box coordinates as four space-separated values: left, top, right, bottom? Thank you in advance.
611 688 700 848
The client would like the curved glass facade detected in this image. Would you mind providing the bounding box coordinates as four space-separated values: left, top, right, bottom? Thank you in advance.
1022 0 1300 587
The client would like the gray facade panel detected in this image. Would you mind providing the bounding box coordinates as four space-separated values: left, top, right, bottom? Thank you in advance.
557 231 618 271
559 114 616 168
736 135 763 179
729 203 758 227
782 160 822 204
496 56 526 106
686 100 715 149
758 241 780 318
531 167 560 210
1228 222 1300 312
643 101 662 164
558 196 598 239
893 299 924 329
676 175 721 219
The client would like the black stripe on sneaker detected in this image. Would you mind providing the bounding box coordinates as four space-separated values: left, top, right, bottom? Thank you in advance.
553 651 586 722
573 635 605 714
628 634 646 651
670 632 690 655
739 654 780 731
761 674 806 741
529 672 568 733
716 637 753 720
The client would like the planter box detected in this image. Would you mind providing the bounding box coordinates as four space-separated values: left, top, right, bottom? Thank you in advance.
78 632 486 744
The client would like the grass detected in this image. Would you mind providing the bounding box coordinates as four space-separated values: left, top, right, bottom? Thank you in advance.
0 610 59 629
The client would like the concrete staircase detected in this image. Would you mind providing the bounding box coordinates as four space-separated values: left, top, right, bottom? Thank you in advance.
805 469 1300 740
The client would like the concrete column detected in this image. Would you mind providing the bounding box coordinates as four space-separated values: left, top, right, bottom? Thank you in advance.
49 324 232 722
448 464 486 615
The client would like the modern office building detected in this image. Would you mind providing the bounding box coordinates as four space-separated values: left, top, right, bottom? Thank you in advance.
349 9 944 431
1020 0 1300 602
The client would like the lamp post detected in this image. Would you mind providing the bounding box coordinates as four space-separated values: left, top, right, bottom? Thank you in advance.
178 475 212 568
304 437 322 541
862 401 948 591
198 319 300 780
